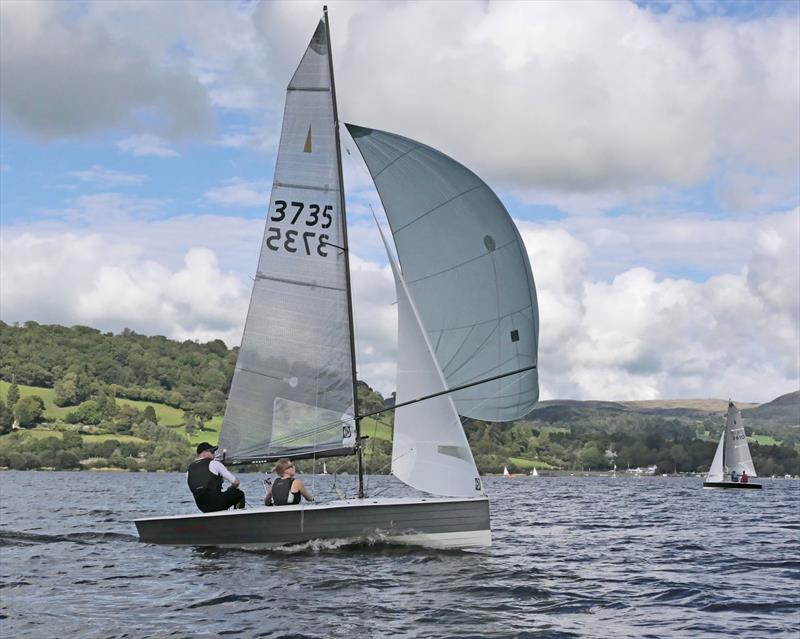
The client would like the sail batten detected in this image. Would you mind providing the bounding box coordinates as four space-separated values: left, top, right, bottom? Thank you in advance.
347 125 539 422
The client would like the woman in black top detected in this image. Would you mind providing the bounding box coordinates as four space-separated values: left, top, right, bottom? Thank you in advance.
265 458 314 506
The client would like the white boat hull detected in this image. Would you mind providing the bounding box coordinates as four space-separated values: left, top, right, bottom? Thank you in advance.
134 496 491 550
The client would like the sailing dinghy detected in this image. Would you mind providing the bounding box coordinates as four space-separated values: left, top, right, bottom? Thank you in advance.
135 8 539 550
703 401 762 490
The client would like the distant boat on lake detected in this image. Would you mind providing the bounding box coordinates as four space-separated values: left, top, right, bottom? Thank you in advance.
530 467 538 477
703 401 762 490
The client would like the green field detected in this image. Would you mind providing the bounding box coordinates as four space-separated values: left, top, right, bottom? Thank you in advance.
0 428 146 444
698 429 779 446
0 380 185 425
360 416 392 442
178 415 392 450
750 434 780 446
185 415 223 446
508 456 557 470
0 379 395 450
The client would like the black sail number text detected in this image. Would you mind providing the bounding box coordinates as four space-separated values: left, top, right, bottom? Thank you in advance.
271 200 332 228
266 200 333 257
266 228 329 257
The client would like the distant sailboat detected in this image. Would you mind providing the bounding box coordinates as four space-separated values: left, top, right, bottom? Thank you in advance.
322 462 329 475
703 401 762 490
503 466 511 478
530 467 538 477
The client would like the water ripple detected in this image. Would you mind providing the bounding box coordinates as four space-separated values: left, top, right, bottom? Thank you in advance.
0 472 798 639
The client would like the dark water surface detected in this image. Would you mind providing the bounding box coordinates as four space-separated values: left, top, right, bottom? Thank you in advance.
0 472 797 638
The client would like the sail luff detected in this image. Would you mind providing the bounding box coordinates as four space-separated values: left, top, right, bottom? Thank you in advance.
706 431 725 482
322 7 363 494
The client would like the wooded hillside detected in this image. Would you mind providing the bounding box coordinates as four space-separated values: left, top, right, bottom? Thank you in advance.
0 321 797 476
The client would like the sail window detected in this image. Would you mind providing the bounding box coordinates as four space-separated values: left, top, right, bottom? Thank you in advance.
510 330 519 342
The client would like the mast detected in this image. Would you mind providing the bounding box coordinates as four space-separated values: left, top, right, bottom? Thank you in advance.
723 402 730 476
323 6 364 498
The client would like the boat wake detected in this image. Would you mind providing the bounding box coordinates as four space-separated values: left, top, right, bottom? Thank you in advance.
0 530 138 546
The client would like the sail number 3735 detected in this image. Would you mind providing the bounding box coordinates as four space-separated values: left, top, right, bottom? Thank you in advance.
265 200 333 257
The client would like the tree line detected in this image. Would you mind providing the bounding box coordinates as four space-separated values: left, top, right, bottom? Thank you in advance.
0 321 234 415
0 321 797 476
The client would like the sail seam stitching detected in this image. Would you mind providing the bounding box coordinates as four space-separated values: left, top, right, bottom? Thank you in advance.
405 236 517 285
394 183 487 234
371 143 426 179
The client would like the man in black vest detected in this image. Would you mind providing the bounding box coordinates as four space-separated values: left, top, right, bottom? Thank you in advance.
187 442 245 513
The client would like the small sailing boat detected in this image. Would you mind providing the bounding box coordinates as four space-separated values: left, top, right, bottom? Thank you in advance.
134 8 539 550
530 467 538 477
703 401 762 490
322 462 329 475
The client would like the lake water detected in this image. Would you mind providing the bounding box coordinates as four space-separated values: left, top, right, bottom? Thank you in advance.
0 471 798 638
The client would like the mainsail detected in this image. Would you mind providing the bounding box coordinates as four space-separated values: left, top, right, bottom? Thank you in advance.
218 18 357 463
723 401 757 477
347 125 539 422
379 226 483 498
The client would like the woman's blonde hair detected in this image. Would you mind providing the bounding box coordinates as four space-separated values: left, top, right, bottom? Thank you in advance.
273 458 293 476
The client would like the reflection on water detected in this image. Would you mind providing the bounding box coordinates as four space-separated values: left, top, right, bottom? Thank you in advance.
1 471 798 638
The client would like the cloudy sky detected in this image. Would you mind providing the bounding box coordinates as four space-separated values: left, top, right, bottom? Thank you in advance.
1 0 798 403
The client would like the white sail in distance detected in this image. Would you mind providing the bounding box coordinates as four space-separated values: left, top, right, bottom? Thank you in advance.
706 432 725 482
723 402 757 477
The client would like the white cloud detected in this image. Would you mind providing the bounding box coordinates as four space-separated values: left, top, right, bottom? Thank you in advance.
0 232 248 346
747 209 800 323
520 209 800 402
39 192 163 225
117 135 179 158
0 1 797 404
0 1 213 139
3 1 796 207
69 165 148 187
551 213 758 281
218 127 279 153
203 178 270 209
1 206 797 403
321 1 797 203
